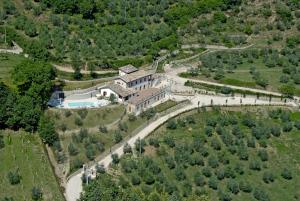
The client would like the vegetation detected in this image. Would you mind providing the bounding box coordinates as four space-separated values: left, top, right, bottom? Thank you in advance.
0 131 64 201
80 107 300 201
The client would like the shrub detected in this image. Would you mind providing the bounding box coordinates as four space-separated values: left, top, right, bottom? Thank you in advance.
95 164 105 174
64 110 72 117
227 179 239 194
96 142 105 152
238 146 249 160
216 168 225 180
99 125 108 133
258 149 268 161
294 121 300 130
85 145 95 160
74 117 83 126
0 135 5 149
114 131 123 143
211 138 221 150
270 125 281 137
68 143 78 156
249 160 261 171
239 181 252 193
123 143 132 154
7 170 21 185
234 163 244 175
205 126 213 137
163 136 175 148
77 109 88 119
208 155 219 168
131 174 141 185
71 158 83 171
202 167 212 177
31 186 43 201
253 188 270 201
262 171 274 183
208 177 218 190
174 166 186 181
148 138 160 148
282 122 293 132
166 119 177 130
128 114 137 121
194 172 205 186
111 153 119 164
281 168 292 180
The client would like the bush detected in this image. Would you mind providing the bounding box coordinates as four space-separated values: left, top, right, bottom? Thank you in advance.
128 114 137 121
68 143 78 156
211 138 221 150
163 136 175 148
281 168 292 180
208 177 218 190
258 149 268 161
85 145 95 160
64 110 72 117
148 138 160 148
282 122 293 132
262 171 274 183
123 143 132 154
165 156 176 169
208 155 219 168
74 117 83 126
239 181 252 193
111 153 120 164
166 119 177 130
174 166 186 181
95 164 105 174
77 109 88 119
71 158 83 171
227 179 239 194
131 173 141 186
31 186 43 201
294 121 300 130
194 172 205 186
7 170 21 185
202 167 212 177
114 131 123 143
0 135 5 149
253 188 270 201
249 160 261 171
270 125 281 137
205 126 213 137
99 125 108 133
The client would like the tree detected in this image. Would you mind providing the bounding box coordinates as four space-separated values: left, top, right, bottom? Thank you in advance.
253 188 270 201
262 171 274 183
239 181 252 193
109 93 117 103
38 116 58 146
68 143 78 156
114 131 123 143
31 186 43 201
227 179 239 194
208 177 218 190
7 170 21 185
281 168 292 180
123 143 132 154
279 84 295 98
194 172 205 186
79 0 96 19
111 153 119 164
258 149 268 161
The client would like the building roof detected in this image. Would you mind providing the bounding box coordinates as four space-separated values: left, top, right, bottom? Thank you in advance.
102 83 136 97
119 65 138 74
128 88 164 105
117 70 154 83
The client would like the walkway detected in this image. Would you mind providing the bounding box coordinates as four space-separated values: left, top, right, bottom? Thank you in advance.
65 93 296 201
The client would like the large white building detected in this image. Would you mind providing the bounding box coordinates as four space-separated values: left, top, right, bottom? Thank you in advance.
98 65 167 114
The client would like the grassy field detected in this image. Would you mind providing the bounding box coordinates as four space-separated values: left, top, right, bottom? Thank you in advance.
0 53 27 88
105 106 300 201
153 100 178 113
47 105 126 131
0 131 64 201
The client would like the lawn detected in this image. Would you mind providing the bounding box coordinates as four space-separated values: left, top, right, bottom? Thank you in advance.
105 106 300 201
0 131 64 201
153 100 178 113
0 53 27 88
47 105 126 131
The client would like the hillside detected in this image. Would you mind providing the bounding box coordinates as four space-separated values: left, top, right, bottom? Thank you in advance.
81 107 300 201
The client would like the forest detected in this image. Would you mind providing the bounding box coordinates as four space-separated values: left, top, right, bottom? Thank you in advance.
0 0 242 71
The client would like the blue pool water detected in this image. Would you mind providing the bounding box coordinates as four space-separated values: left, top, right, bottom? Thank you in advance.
68 101 96 108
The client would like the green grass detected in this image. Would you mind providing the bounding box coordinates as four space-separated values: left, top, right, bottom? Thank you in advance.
0 131 64 201
56 70 118 81
47 105 126 130
0 53 27 88
153 100 178 113
110 107 300 201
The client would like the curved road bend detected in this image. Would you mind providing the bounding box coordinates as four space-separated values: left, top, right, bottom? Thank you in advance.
65 93 296 201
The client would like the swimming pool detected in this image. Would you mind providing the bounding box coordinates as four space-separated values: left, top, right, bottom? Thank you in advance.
62 99 110 109
67 101 96 108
